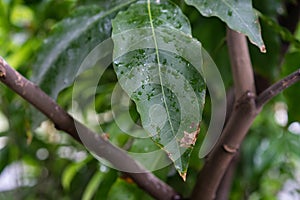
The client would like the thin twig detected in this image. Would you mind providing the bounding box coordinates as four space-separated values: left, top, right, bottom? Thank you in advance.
0 57 180 200
256 69 300 108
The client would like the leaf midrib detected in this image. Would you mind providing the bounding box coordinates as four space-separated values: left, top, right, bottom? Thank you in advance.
147 0 176 138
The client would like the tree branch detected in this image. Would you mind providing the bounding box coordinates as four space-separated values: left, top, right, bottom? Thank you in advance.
0 57 181 200
192 28 257 200
215 153 239 200
226 28 256 98
191 92 258 200
191 28 300 200
256 69 300 108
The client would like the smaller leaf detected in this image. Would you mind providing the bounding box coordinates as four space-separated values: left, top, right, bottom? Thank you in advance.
82 171 103 200
31 5 112 99
62 157 93 190
0 146 9 173
107 178 153 200
93 169 118 199
30 2 135 127
185 0 266 52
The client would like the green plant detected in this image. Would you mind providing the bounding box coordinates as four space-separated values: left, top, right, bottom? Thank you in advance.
0 0 300 199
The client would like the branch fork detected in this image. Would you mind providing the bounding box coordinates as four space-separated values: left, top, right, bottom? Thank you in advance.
192 28 300 200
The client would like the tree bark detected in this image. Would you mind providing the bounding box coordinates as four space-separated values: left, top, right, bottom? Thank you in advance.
191 28 300 200
215 154 239 200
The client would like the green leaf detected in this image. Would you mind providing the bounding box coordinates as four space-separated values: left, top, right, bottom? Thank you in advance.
93 169 118 199
112 0 206 179
62 156 93 190
107 178 153 200
31 1 135 100
30 2 135 127
185 0 266 52
82 171 103 200
0 146 9 173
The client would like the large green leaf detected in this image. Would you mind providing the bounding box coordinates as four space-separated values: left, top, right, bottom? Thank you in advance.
31 1 135 99
112 0 206 179
185 0 266 52
30 1 135 127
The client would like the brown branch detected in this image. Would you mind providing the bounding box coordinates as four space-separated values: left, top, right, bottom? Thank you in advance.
191 92 259 200
191 28 300 200
226 28 256 98
256 69 300 108
191 28 257 200
0 57 181 200
191 68 300 200
215 153 239 200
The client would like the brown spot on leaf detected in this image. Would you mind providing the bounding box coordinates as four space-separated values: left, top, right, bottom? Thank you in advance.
179 124 200 148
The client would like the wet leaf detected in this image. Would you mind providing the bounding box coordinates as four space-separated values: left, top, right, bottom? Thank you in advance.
31 2 134 99
112 0 206 178
30 1 135 127
185 0 266 52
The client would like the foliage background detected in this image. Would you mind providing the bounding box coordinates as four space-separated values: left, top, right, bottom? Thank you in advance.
0 0 300 199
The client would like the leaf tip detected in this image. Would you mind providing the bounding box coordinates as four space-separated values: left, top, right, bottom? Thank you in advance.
180 172 187 181
260 45 266 53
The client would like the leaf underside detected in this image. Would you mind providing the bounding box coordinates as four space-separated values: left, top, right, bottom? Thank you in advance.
112 0 206 178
